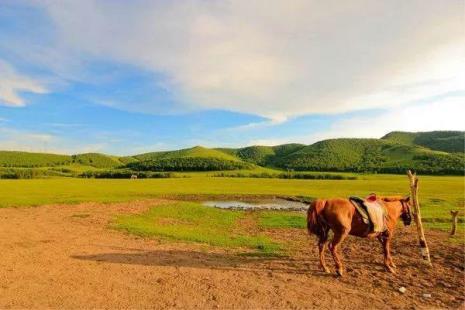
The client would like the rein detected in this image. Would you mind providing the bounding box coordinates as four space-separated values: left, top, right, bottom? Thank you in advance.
399 200 412 226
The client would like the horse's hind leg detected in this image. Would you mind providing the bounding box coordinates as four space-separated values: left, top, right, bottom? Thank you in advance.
318 227 330 273
329 229 349 277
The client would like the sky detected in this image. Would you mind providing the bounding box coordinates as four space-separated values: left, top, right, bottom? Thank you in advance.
0 0 464 155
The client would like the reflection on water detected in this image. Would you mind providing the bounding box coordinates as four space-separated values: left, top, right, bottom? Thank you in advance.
202 198 308 211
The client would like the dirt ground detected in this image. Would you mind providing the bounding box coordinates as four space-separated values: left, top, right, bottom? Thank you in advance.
0 200 463 309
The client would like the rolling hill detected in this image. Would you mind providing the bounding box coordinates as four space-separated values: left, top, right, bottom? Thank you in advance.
0 131 463 175
382 131 464 153
217 144 306 166
271 138 463 174
130 146 242 162
72 153 124 168
0 151 71 167
125 146 253 172
0 151 126 169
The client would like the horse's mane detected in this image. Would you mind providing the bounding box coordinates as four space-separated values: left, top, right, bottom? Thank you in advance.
380 196 405 202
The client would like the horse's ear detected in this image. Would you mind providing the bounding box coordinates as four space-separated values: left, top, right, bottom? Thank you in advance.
403 196 410 203
366 193 377 202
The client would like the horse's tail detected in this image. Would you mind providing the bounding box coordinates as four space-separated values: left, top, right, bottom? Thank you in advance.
307 199 327 238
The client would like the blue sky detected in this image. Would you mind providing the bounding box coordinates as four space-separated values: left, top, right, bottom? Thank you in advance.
0 1 463 155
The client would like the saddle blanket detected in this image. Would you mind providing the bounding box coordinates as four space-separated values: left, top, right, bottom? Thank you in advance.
364 201 386 232
350 196 387 233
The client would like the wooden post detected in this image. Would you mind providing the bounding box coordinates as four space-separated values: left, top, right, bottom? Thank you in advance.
407 170 432 266
450 211 459 236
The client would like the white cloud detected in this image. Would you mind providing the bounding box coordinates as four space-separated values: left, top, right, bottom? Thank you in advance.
0 60 48 106
309 96 465 141
227 117 288 133
242 96 465 146
33 0 463 119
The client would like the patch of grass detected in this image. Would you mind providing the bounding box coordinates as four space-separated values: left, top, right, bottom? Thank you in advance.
424 221 465 245
112 202 281 254
258 211 306 229
447 234 465 245
423 221 465 232
420 197 465 226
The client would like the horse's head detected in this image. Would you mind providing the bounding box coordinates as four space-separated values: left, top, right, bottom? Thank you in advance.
399 196 412 226
381 196 412 226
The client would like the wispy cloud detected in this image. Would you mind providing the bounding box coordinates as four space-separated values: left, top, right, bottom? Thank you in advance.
7 0 461 118
0 1 463 153
239 95 465 146
0 126 109 154
0 60 48 106
0 127 54 152
224 116 288 133
309 95 465 142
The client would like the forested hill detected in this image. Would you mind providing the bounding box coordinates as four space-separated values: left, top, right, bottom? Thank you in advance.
382 131 464 153
0 131 463 175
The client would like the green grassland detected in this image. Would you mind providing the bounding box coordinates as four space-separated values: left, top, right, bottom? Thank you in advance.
113 202 312 254
258 211 306 229
0 131 462 253
113 202 280 253
0 175 463 251
113 199 462 254
0 175 462 221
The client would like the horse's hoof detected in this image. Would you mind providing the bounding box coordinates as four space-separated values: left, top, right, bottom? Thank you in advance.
323 268 331 274
386 266 396 274
336 270 343 277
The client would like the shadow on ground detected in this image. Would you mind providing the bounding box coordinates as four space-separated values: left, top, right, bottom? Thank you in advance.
71 249 328 275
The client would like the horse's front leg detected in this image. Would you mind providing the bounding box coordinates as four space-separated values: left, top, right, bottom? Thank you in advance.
378 232 395 273
329 228 349 276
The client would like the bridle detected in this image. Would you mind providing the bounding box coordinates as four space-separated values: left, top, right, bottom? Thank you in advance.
399 199 412 226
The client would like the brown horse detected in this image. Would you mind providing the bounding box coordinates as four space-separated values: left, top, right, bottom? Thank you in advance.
307 196 412 276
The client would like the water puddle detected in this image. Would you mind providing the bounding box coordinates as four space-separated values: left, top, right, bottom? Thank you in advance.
202 198 308 211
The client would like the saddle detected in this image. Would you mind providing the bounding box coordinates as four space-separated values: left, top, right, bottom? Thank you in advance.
349 194 387 233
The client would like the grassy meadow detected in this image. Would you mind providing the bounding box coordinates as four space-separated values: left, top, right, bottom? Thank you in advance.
0 174 463 223
112 201 313 255
0 173 463 251
112 198 463 255
113 202 282 254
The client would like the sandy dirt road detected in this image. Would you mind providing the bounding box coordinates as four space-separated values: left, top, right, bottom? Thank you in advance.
0 200 463 309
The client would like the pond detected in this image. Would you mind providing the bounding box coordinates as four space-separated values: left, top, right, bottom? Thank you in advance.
202 198 308 211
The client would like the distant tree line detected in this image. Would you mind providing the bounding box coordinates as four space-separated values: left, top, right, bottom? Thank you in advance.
213 172 357 180
281 151 464 175
0 168 66 179
80 170 173 179
125 157 252 172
